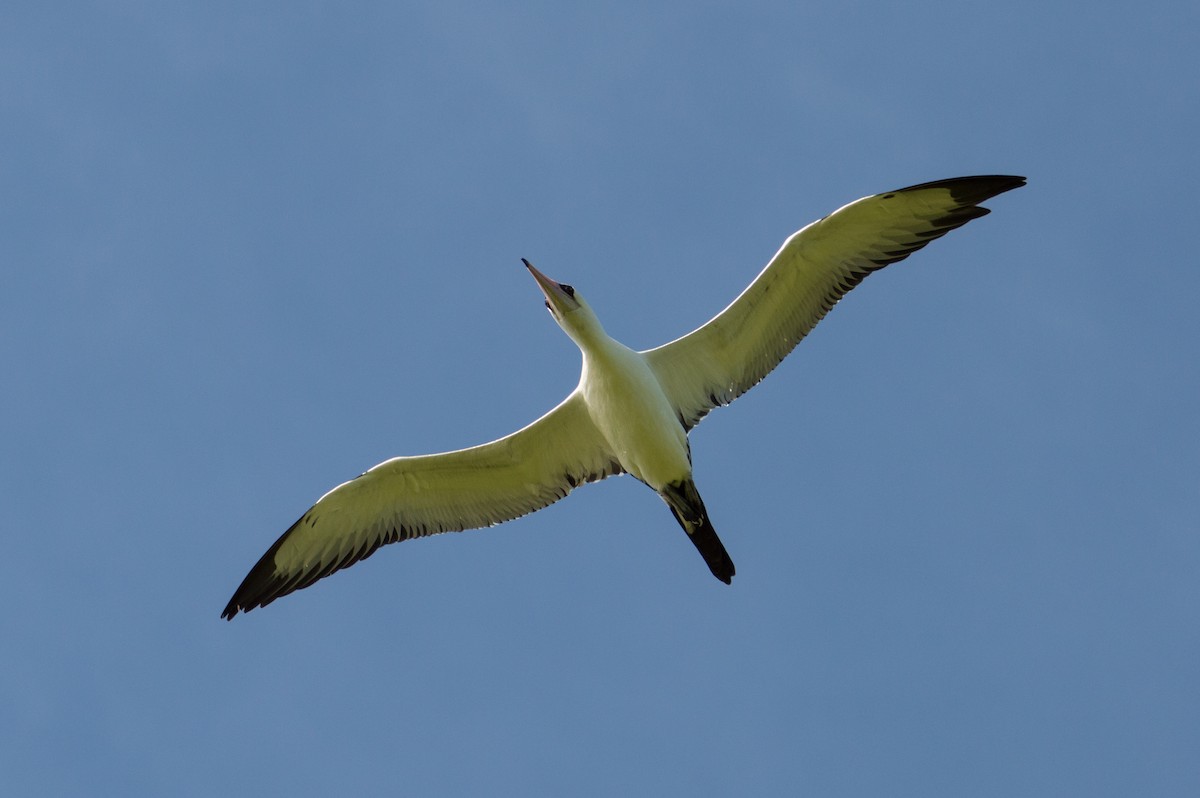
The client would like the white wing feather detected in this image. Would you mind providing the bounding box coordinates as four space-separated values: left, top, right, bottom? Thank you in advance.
223 390 620 616
644 176 1025 429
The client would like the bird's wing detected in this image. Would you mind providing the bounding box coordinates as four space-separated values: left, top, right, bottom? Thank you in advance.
222 389 620 617
644 175 1025 429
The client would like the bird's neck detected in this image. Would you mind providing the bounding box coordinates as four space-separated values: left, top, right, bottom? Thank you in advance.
562 309 613 354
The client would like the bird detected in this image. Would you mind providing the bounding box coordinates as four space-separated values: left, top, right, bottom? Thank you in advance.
222 175 1024 619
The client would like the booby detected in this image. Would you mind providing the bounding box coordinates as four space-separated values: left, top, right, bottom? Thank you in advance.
222 175 1024 618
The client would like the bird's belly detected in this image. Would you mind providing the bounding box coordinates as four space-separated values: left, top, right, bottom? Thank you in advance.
584 363 690 490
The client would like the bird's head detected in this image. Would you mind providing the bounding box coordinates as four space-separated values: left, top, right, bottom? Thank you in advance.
523 258 604 347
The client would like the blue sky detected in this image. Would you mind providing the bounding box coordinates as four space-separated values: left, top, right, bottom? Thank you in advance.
3 2 1197 795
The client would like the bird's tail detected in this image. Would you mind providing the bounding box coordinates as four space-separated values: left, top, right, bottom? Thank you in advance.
661 479 735 584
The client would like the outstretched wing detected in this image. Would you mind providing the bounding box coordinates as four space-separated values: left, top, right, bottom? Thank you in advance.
644 175 1025 429
222 389 621 617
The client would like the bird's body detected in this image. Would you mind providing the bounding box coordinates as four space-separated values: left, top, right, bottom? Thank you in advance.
580 335 690 490
223 175 1024 619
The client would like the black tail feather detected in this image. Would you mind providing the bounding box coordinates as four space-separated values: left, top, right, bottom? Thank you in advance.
661 480 735 584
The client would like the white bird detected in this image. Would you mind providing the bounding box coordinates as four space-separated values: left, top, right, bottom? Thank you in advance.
222 175 1024 619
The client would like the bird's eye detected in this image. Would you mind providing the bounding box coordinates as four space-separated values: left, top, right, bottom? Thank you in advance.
544 300 553 313
561 284 576 298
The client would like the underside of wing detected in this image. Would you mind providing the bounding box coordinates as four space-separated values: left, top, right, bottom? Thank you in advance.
222 390 621 617
644 175 1025 429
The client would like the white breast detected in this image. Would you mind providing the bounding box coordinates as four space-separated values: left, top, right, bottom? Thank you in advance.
580 342 691 489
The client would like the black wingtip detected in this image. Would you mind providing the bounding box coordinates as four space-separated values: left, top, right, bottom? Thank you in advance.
896 174 1026 204
220 513 310 621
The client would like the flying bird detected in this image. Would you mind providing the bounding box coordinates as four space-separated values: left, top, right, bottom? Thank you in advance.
222 175 1024 618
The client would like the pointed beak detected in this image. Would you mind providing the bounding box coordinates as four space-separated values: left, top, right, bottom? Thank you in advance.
522 258 578 314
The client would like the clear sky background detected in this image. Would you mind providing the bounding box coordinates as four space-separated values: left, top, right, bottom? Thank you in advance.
4 2 1197 796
